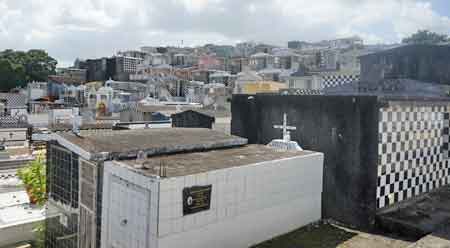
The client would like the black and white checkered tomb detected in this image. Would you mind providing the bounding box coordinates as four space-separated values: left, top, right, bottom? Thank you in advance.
443 112 450 159
322 74 360 88
376 104 450 209
280 89 324 95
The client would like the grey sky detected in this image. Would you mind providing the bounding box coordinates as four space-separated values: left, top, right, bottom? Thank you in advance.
1 0 449 66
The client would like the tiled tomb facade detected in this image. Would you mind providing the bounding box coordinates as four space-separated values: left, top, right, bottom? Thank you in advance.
376 102 450 209
231 94 450 228
322 74 360 88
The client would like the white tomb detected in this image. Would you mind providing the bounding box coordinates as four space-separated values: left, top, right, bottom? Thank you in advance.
101 138 323 248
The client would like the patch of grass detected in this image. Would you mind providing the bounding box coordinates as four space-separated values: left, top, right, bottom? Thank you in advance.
251 222 356 248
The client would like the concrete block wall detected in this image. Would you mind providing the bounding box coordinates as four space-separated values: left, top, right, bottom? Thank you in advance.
157 153 324 248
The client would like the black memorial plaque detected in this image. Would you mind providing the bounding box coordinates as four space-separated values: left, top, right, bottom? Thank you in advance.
182 185 212 215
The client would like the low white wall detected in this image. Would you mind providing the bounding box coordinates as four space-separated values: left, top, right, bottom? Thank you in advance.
157 152 324 248
0 128 28 147
0 129 27 142
0 221 40 247
48 108 78 125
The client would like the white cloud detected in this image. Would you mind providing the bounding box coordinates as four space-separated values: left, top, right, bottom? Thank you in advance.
0 0 449 65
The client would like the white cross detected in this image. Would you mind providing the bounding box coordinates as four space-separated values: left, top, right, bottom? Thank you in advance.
273 113 296 142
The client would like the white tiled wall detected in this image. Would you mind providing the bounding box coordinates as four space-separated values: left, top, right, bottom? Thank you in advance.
158 153 324 248
101 162 159 248
377 104 450 209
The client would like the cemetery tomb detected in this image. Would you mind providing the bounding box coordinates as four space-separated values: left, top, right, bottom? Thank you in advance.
101 145 324 248
44 128 323 248
231 94 450 229
377 103 450 208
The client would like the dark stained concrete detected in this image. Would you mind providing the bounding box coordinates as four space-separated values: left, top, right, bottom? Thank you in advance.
231 94 380 229
360 45 450 85
377 186 450 240
120 145 317 177
171 110 215 129
58 128 248 161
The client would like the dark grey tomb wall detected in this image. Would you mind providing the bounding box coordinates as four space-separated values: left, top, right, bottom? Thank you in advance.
360 45 450 85
172 111 214 129
231 94 380 229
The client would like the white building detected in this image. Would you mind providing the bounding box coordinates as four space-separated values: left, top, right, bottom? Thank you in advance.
209 71 234 86
119 56 144 73
146 53 170 66
48 108 80 127
236 42 257 57
339 48 372 73
328 36 363 49
249 53 274 71
61 84 87 106
318 49 340 70
286 68 322 90
105 79 148 100
272 48 301 70
26 82 48 102
117 50 148 60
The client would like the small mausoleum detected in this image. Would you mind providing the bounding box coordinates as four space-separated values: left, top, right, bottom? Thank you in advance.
43 128 323 248
171 110 215 129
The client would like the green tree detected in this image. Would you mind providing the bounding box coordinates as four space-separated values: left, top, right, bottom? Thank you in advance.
402 30 449 45
0 49 57 91
25 49 58 81
0 59 27 91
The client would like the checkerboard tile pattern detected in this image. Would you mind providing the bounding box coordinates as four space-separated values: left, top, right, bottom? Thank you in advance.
443 112 450 158
0 93 26 107
279 89 324 95
376 104 450 209
322 74 359 88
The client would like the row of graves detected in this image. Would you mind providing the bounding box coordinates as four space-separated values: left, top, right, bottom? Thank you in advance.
41 44 450 247
0 106 47 247
42 127 322 248
233 95 450 229
232 45 450 237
